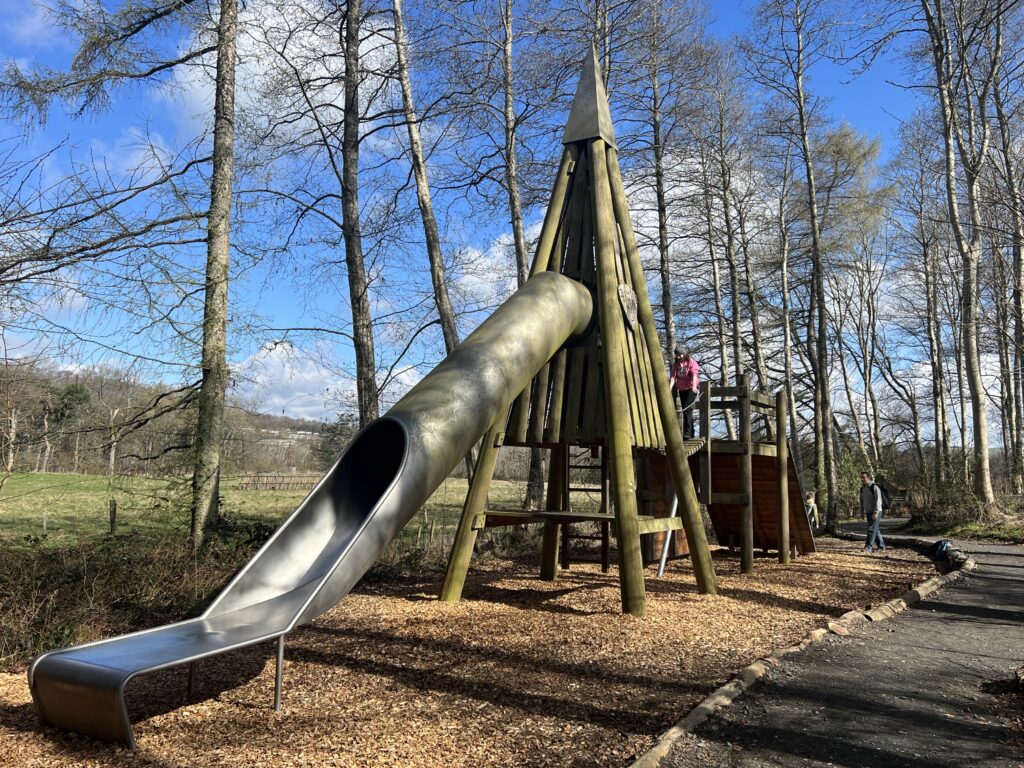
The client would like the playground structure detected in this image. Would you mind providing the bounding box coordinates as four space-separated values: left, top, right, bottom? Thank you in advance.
26 48 812 749
438 49 813 611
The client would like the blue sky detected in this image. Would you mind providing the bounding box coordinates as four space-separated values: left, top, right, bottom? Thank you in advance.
707 0 917 156
0 0 922 420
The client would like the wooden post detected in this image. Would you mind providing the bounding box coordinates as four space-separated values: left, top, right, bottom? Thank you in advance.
528 145 579 278
108 498 117 536
600 444 611 573
590 138 646 617
776 390 790 564
606 145 718 596
540 522 560 579
545 350 568 443
700 381 712 505
739 375 754 574
560 522 571 570
440 421 502 602
541 444 568 580
509 146 579 441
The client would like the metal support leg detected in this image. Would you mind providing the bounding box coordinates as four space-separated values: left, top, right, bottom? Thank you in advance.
657 493 679 578
273 635 284 712
186 662 195 701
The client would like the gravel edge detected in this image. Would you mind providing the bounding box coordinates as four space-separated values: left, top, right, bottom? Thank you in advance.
628 537 975 768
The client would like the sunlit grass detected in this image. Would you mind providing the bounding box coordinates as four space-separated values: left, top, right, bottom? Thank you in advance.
0 472 538 549
907 518 1024 544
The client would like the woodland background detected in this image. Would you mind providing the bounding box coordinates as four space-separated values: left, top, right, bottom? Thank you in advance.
2 0 1024 547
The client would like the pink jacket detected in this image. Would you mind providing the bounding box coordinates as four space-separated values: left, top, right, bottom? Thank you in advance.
671 357 699 391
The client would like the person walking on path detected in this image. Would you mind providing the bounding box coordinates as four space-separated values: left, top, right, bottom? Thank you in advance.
670 347 699 440
860 470 885 552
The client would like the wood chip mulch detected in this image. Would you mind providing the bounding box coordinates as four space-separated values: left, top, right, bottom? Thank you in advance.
0 538 932 767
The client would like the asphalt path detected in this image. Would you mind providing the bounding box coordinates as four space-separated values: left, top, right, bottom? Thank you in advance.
661 533 1024 768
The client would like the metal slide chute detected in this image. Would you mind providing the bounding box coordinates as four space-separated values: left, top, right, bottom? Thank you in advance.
28 271 593 748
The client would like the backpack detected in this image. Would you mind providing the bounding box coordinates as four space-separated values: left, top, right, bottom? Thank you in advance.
874 483 892 516
925 539 953 559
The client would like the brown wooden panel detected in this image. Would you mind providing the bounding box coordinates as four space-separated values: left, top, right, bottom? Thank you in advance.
698 450 815 556
643 453 689 559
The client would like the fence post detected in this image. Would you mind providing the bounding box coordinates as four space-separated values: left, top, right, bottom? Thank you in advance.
739 375 754 574
776 391 790 564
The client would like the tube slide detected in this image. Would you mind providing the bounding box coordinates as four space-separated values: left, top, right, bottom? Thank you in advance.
28 272 593 748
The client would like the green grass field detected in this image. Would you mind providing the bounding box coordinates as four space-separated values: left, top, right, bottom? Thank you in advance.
0 472 531 551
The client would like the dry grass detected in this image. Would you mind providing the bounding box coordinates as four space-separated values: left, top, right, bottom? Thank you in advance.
0 539 932 768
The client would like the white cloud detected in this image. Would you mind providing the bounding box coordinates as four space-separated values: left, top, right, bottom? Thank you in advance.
87 126 175 183
451 218 539 322
165 0 400 144
0 1 59 50
232 340 352 421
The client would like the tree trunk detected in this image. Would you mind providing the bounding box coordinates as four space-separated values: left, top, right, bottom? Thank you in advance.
392 0 473 478
735 193 770 398
4 406 14 473
776 158 803 477
108 408 120 478
994 76 1024 493
392 0 459 354
952 309 970 483
717 153 744 384
862 262 882 467
343 0 379 429
838 330 869 467
500 0 544 508
792 7 836 525
994 246 1016 493
702 170 735 439
652 74 675 360
921 0 996 506
922 238 949 488
190 0 237 551
501 0 528 288
40 411 51 473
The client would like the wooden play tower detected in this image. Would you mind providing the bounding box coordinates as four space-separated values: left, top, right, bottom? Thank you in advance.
693 377 815 572
439 49 813 617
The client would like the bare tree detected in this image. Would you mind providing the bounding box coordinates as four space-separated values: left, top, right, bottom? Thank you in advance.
190 0 238 549
391 0 460 354
916 0 1003 506
743 0 839 522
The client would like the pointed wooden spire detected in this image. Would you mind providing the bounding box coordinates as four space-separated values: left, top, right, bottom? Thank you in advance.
562 45 616 148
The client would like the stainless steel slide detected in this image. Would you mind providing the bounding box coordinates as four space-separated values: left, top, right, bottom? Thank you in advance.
29 272 593 748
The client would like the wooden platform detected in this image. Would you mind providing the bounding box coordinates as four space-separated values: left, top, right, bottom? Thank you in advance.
478 509 683 536
690 447 814 555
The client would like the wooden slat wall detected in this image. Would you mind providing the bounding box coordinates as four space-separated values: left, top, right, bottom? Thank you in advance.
642 453 689 560
692 451 815 555
505 145 666 451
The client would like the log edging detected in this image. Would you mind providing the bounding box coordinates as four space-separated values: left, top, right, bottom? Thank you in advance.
628 538 975 768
